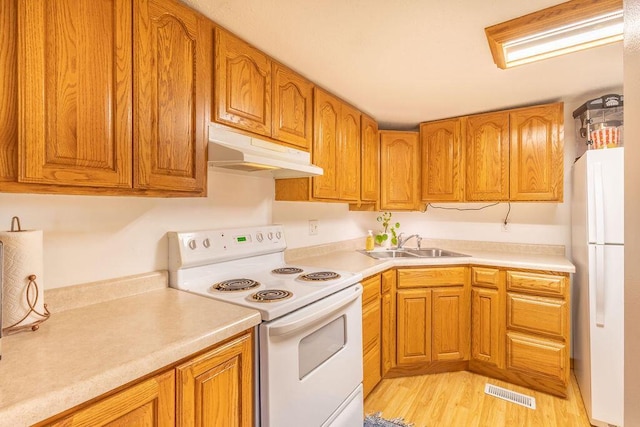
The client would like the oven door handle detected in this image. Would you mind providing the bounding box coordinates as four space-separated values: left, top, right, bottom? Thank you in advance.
268 284 362 337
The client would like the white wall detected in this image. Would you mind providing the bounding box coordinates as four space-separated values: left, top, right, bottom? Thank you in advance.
0 170 273 289
274 91 623 252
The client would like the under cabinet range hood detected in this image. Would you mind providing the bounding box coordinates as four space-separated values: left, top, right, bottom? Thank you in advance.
207 125 323 178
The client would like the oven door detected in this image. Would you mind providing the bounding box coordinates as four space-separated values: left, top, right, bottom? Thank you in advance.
259 283 363 427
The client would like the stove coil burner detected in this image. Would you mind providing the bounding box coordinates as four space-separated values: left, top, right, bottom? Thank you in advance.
298 271 341 282
210 278 260 292
250 289 293 302
272 267 304 275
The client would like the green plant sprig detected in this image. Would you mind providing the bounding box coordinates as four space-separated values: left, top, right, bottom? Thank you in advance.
375 212 401 245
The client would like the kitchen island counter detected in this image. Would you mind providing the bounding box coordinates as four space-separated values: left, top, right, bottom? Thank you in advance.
0 275 260 427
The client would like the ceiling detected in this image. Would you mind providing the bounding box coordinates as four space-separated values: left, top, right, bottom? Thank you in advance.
184 0 624 129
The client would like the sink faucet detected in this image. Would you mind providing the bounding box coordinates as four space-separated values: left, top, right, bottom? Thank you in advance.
396 233 422 249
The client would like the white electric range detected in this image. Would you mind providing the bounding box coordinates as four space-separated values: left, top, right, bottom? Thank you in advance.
168 225 364 427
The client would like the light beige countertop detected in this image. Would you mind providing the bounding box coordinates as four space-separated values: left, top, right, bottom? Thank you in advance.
288 242 575 279
0 282 260 427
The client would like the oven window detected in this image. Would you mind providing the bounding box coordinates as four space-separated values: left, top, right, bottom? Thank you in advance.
298 315 346 379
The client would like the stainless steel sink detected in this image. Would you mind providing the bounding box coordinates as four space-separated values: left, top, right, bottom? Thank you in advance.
359 247 468 259
358 250 418 258
404 248 468 258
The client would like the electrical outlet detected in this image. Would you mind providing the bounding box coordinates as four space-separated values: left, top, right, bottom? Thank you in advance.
502 222 509 232
309 220 319 235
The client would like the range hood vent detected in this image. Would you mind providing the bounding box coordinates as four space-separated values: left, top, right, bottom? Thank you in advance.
208 125 323 179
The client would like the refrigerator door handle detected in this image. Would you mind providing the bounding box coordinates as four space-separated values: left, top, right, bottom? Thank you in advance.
595 244 605 327
593 162 606 245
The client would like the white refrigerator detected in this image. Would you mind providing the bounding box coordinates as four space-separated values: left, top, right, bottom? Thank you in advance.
571 147 624 427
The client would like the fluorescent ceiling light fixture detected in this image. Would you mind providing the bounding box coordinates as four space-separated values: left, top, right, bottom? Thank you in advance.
485 0 623 69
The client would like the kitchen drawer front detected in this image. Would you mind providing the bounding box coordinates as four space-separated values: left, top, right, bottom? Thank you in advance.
362 298 381 354
507 293 567 340
471 267 500 289
506 271 566 297
381 269 396 294
362 274 381 306
506 332 567 384
398 267 467 289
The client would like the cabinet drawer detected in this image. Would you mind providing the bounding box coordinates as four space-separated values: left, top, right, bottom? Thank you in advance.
362 275 381 305
398 267 466 288
507 294 567 340
362 299 381 353
506 271 566 297
471 267 500 289
506 332 567 384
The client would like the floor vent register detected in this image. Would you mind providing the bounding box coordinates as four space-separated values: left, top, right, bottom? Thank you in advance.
484 384 536 409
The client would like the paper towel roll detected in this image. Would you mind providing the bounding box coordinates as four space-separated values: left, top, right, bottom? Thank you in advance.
0 230 45 329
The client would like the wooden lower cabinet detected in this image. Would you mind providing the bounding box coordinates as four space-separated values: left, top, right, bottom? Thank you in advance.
37 330 253 427
393 267 469 376
43 371 176 427
380 269 397 376
471 287 505 368
176 332 254 427
362 274 382 398
379 265 570 398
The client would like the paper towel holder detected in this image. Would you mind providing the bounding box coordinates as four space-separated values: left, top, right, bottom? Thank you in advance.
2 216 50 334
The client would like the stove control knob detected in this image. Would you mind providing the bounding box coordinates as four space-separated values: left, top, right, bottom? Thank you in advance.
203 238 211 248
267 232 273 240
188 239 197 250
276 231 282 240
256 232 263 242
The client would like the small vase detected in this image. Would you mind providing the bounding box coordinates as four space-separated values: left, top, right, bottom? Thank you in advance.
378 233 392 249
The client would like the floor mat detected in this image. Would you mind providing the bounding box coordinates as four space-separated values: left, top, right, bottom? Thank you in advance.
364 412 414 427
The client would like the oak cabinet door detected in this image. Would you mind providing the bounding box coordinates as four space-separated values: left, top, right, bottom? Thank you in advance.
465 112 509 201
0 0 17 182
381 269 397 375
396 289 432 365
360 115 380 203
432 287 469 361
312 88 341 199
380 131 420 210
509 103 563 201
420 118 463 202
177 332 254 427
46 371 175 427
362 297 382 398
272 63 313 150
215 28 271 137
471 287 505 368
339 103 361 201
18 0 133 188
134 0 209 193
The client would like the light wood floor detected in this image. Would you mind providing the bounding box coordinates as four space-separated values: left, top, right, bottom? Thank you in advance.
364 371 591 427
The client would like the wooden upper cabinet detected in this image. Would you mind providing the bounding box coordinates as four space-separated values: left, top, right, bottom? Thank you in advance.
134 0 209 193
311 88 360 202
465 112 510 201
339 102 361 201
215 28 271 137
420 118 463 202
380 131 420 210
272 63 313 150
360 115 380 203
17 0 133 188
509 103 563 201
0 0 17 183
313 88 341 199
